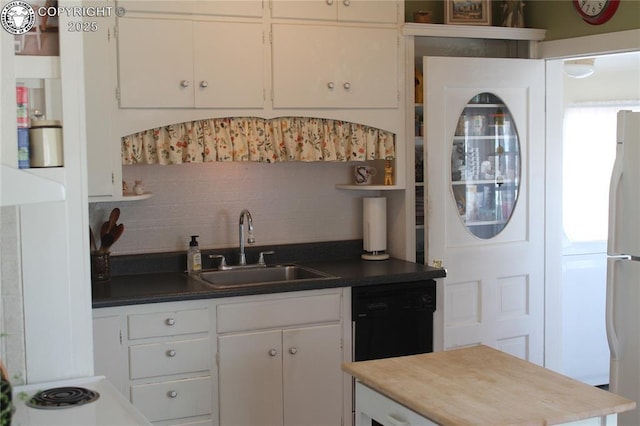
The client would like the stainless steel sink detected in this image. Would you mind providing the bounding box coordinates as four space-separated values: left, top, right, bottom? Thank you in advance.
193 264 336 289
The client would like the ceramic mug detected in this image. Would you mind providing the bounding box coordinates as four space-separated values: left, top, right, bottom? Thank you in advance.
354 166 377 185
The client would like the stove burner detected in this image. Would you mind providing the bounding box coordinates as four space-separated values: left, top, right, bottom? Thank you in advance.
26 386 100 409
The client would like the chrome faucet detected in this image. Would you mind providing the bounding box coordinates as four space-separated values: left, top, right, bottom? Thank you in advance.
238 209 255 265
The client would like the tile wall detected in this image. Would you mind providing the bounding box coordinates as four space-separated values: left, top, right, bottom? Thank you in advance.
90 161 373 256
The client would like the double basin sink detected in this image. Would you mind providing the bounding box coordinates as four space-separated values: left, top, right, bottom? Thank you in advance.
190 264 337 289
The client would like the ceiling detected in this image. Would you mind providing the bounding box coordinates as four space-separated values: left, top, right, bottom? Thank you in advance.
592 51 640 73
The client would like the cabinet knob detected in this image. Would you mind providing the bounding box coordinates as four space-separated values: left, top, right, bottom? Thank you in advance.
343 0 350 5
165 318 176 326
343 82 351 90
268 349 278 357
180 80 190 88
166 349 176 357
289 347 298 355
167 390 178 398
200 80 209 88
326 0 333 5
327 82 335 90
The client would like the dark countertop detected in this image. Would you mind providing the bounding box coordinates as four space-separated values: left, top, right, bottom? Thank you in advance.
92 240 445 308
92 258 445 308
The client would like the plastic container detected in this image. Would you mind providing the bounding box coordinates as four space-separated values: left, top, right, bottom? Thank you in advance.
187 235 202 275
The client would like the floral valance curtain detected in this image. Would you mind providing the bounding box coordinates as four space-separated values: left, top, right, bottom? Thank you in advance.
122 117 395 165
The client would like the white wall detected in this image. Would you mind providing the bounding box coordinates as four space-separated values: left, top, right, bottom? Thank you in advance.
90 161 374 256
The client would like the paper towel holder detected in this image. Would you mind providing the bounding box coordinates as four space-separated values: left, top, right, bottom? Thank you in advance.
362 197 390 261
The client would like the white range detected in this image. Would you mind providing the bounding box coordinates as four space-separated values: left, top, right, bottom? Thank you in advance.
11 376 150 425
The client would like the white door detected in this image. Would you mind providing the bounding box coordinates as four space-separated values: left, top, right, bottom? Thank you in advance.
193 21 264 108
117 17 194 108
607 256 640 425
282 324 343 426
425 57 545 364
218 330 283 426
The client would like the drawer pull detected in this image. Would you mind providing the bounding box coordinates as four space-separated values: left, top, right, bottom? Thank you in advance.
167 390 178 398
289 347 298 355
165 318 176 326
268 349 277 357
166 349 176 358
386 414 410 426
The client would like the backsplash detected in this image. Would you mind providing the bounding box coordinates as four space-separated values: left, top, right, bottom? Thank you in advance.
90 161 373 256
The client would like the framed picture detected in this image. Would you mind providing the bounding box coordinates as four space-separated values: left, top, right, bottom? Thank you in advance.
445 0 492 26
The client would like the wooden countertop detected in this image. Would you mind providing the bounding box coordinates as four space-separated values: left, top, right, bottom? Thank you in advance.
342 345 636 425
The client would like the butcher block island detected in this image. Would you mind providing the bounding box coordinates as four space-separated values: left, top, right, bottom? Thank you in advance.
342 345 635 426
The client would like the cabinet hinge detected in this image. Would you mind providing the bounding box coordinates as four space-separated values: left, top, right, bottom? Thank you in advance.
119 330 122 345
269 31 272 44
115 87 120 100
215 352 220 366
111 172 115 184
113 25 118 40
340 337 343 350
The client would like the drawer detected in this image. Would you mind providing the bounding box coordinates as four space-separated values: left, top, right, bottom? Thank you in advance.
129 338 210 379
128 308 209 339
131 376 212 423
217 293 341 333
355 381 437 426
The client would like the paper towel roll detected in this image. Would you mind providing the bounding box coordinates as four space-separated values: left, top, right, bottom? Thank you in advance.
363 197 387 252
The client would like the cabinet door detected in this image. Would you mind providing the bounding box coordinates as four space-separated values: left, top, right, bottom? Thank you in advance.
337 0 398 23
271 0 397 23
93 315 126 395
84 2 118 197
193 21 264 108
282 324 343 426
424 57 545 363
117 0 263 17
117 17 194 108
218 330 283 426
272 24 397 108
271 0 337 20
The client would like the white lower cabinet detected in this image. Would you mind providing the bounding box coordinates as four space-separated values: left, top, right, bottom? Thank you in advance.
216 289 347 426
93 289 351 426
93 301 215 425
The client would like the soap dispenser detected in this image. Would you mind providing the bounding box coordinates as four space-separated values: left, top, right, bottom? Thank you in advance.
187 235 202 275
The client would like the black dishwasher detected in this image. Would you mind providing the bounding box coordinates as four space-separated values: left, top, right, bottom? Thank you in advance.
352 280 436 362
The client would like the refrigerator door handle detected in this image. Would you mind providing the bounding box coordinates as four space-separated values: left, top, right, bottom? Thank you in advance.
607 143 623 255
606 258 620 361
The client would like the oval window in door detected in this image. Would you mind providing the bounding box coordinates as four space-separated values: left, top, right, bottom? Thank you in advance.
451 92 520 239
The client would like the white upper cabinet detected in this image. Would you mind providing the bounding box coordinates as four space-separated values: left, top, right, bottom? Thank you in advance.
271 24 398 109
271 0 397 23
117 0 263 17
117 17 264 109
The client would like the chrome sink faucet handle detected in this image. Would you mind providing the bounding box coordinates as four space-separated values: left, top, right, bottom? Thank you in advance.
258 250 275 266
209 254 228 270
239 209 255 265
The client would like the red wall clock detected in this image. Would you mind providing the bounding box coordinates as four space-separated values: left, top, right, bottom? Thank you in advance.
572 0 620 25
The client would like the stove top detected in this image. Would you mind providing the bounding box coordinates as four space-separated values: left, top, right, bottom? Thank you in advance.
26 386 100 409
12 376 150 425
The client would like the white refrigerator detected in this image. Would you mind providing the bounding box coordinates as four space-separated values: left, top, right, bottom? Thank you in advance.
607 110 640 425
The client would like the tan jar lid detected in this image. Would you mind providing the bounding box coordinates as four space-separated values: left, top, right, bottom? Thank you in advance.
31 120 62 128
